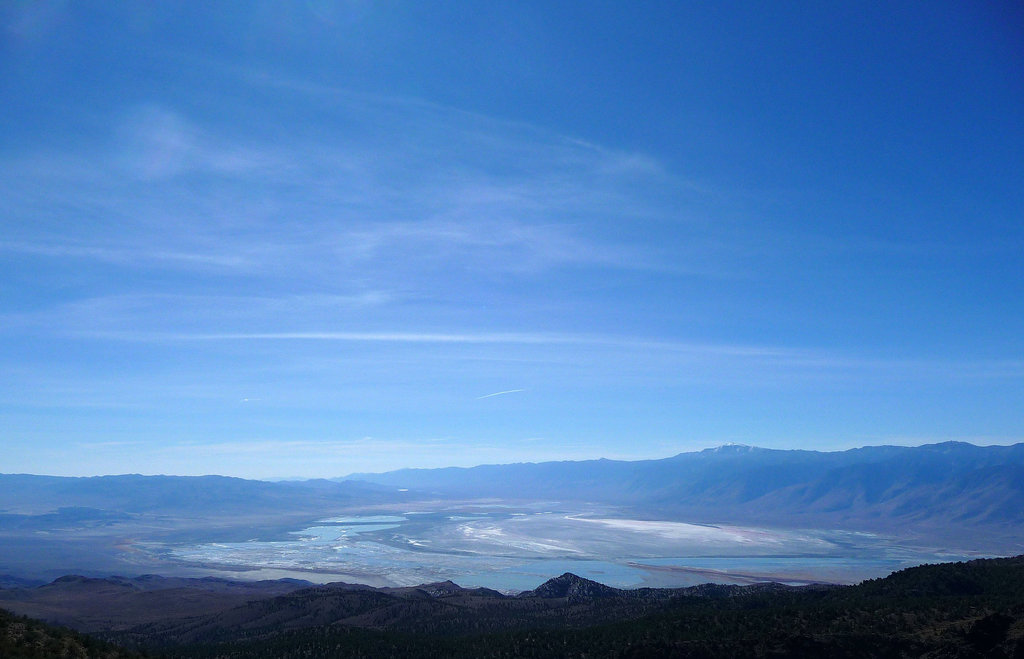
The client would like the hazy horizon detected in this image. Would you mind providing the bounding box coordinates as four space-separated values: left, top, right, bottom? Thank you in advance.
2 3 1022 478
3 438 1022 480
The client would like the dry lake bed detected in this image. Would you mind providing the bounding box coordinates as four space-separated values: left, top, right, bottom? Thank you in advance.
150 502 983 591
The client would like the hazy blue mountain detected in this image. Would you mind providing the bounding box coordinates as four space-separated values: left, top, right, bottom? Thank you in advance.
341 442 1024 536
0 574 45 589
3 442 1021 573
0 474 400 517
0 475 414 579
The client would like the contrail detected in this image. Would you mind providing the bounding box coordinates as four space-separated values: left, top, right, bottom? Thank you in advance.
476 389 526 400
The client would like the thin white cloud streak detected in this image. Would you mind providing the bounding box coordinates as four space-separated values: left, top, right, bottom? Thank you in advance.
180 331 571 344
4 287 1022 389
70 327 1024 381
98 329 803 357
476 389 526 400
0 240 252 269
0 292 395 338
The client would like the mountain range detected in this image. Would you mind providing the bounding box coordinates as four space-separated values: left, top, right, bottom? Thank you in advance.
2 441 1023 583
342 441 1024 542
4 442 1020 538
0 474 395 517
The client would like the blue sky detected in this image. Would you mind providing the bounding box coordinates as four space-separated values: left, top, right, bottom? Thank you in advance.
1 2 1022 478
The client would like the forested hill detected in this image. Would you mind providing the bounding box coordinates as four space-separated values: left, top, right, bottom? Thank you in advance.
4 555 1023 657
0 607 141 658
82 554 1024 658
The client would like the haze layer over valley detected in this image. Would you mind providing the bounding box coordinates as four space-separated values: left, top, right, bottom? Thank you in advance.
2 443 1020 591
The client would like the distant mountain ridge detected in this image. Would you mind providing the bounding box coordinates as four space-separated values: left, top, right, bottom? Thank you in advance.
0 474 395 516
0 475 412 579
3 442 1022 566
342 441 1024 540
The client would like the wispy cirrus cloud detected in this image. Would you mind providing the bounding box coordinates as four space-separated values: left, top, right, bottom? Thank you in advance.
115 104 290 180
19 311 1019 386
1 80 733 287
0 240 253 269
0 292 394 338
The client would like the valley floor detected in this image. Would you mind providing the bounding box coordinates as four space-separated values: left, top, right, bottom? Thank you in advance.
3 500 997 591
